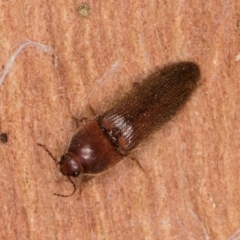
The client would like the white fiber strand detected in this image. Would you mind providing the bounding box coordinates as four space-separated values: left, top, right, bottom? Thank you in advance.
0 39 58 86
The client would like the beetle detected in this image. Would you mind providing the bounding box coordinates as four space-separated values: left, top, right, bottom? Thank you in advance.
38 61 200 196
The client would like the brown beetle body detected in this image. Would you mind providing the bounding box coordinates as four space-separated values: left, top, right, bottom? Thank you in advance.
58 62 200 179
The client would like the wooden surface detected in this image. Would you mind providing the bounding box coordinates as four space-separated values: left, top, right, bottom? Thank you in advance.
0 1 239 240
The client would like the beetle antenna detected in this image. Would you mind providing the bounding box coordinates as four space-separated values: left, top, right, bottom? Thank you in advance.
37 143 77 197
37 143 59 164
53 177 77 197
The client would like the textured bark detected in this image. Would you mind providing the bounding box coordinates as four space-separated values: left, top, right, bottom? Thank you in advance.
0 1 240 240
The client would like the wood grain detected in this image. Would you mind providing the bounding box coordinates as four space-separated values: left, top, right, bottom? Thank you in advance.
0 1 240 239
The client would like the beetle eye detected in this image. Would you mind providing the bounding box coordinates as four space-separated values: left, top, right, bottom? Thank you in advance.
72 171 80 177
61 154 68 161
